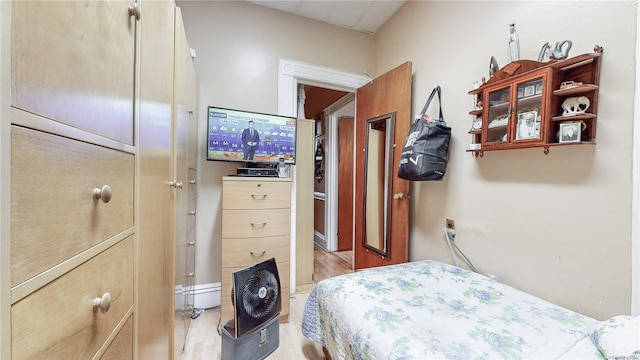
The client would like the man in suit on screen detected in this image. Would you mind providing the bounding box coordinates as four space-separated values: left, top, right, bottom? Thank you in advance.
242 120 260 160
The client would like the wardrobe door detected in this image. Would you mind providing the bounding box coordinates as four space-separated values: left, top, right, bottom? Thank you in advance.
11 0 136 145
137 0 175 358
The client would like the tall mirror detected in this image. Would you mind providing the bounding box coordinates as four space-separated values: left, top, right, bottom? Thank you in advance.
362 112 395 258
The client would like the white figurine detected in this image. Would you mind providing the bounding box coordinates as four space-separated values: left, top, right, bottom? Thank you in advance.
277 158 288 178
561 96 590 116
507 23 520 62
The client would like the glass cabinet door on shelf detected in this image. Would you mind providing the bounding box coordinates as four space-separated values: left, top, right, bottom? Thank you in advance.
485 86 511 145
513 76 545 143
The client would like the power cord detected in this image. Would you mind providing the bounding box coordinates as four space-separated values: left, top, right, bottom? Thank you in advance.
443 227 480 273
191 308 204 320
444 228 460 268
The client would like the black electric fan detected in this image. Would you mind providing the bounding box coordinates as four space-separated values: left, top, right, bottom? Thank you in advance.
231 258 282 338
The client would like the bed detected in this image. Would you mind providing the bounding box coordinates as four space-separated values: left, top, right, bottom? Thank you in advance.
301 260 640 360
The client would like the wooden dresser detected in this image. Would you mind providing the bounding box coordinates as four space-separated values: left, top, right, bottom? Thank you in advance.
8 2 137 358
220 176 291 327
10 128 135 359
1 1 199 359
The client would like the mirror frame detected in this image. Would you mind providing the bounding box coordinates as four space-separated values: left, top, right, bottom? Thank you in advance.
361 112 395 258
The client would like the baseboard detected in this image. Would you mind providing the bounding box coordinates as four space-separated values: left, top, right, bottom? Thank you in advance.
175 285 185 310
314 230 328 251
188 282 221 309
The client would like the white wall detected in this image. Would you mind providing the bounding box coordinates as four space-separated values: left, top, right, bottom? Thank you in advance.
177 0 374 289
375 1 636 320
179 0 636 319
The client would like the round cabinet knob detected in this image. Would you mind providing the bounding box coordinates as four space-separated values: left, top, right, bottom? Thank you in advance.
93 292 112 313
188 211 196 216
393 192 405 200
169 180 183 189
187 241 196 246
93 185 112 203
128 3 140 20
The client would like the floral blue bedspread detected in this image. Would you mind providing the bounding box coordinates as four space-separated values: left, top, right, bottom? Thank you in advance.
301 260 604 360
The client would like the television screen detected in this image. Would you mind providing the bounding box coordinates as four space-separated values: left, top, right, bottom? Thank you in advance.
206 106 297 165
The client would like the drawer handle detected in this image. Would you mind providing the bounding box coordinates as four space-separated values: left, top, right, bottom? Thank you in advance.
93 292 112 313
250 194 267 199
189 179 196 184
93 185 112 203
250 222 267 227
189 210 196 216
187 272 195 277
250 250 266 256
187 241 196 246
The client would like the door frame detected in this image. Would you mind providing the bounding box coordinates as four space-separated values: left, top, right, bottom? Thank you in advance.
324 95 355 252
632 3 640 315
277 58 371 289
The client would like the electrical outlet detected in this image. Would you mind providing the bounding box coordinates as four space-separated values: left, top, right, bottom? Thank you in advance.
446 219 455 230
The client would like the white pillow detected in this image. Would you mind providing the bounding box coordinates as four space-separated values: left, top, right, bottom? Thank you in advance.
590 315 640 359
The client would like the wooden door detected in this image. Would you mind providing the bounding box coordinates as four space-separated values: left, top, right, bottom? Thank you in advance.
337 116 354 251
136 1 175 359
11 0 136 145
172 6 193 358
354 62 411 270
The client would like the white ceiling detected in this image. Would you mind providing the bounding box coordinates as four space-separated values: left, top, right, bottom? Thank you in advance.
247 0 406 34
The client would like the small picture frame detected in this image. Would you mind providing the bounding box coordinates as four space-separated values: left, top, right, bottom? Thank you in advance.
559 122 581 143
515 111 539 140
535 83 543 94
524 85 535 97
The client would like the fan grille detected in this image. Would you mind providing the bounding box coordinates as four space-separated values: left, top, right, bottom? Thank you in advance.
241 269 279 319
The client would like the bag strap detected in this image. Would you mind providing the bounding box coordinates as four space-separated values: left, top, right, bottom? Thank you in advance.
417 86 444 124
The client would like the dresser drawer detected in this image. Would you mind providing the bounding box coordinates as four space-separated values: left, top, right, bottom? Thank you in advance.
11 236 134 360
222 209 290 238
11 126 134 286
221 235 289 266
101 315 133 360
222 179 291 210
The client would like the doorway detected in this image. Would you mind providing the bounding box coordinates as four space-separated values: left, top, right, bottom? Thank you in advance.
302 86 355 270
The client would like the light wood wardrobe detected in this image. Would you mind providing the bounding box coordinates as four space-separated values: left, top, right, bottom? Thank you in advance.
0 1 198 359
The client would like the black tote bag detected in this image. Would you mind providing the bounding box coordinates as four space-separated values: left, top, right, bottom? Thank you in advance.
397 86 451 181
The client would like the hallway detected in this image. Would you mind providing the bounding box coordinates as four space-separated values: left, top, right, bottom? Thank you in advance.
296 245 353 292
314 246 352 280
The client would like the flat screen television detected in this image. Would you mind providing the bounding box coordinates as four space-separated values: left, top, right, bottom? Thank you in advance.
206 106 297 165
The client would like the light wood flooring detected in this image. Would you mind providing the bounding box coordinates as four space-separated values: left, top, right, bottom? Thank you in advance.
180 246 353 360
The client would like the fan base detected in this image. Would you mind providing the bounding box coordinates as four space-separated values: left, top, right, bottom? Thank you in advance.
221 313 280 360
